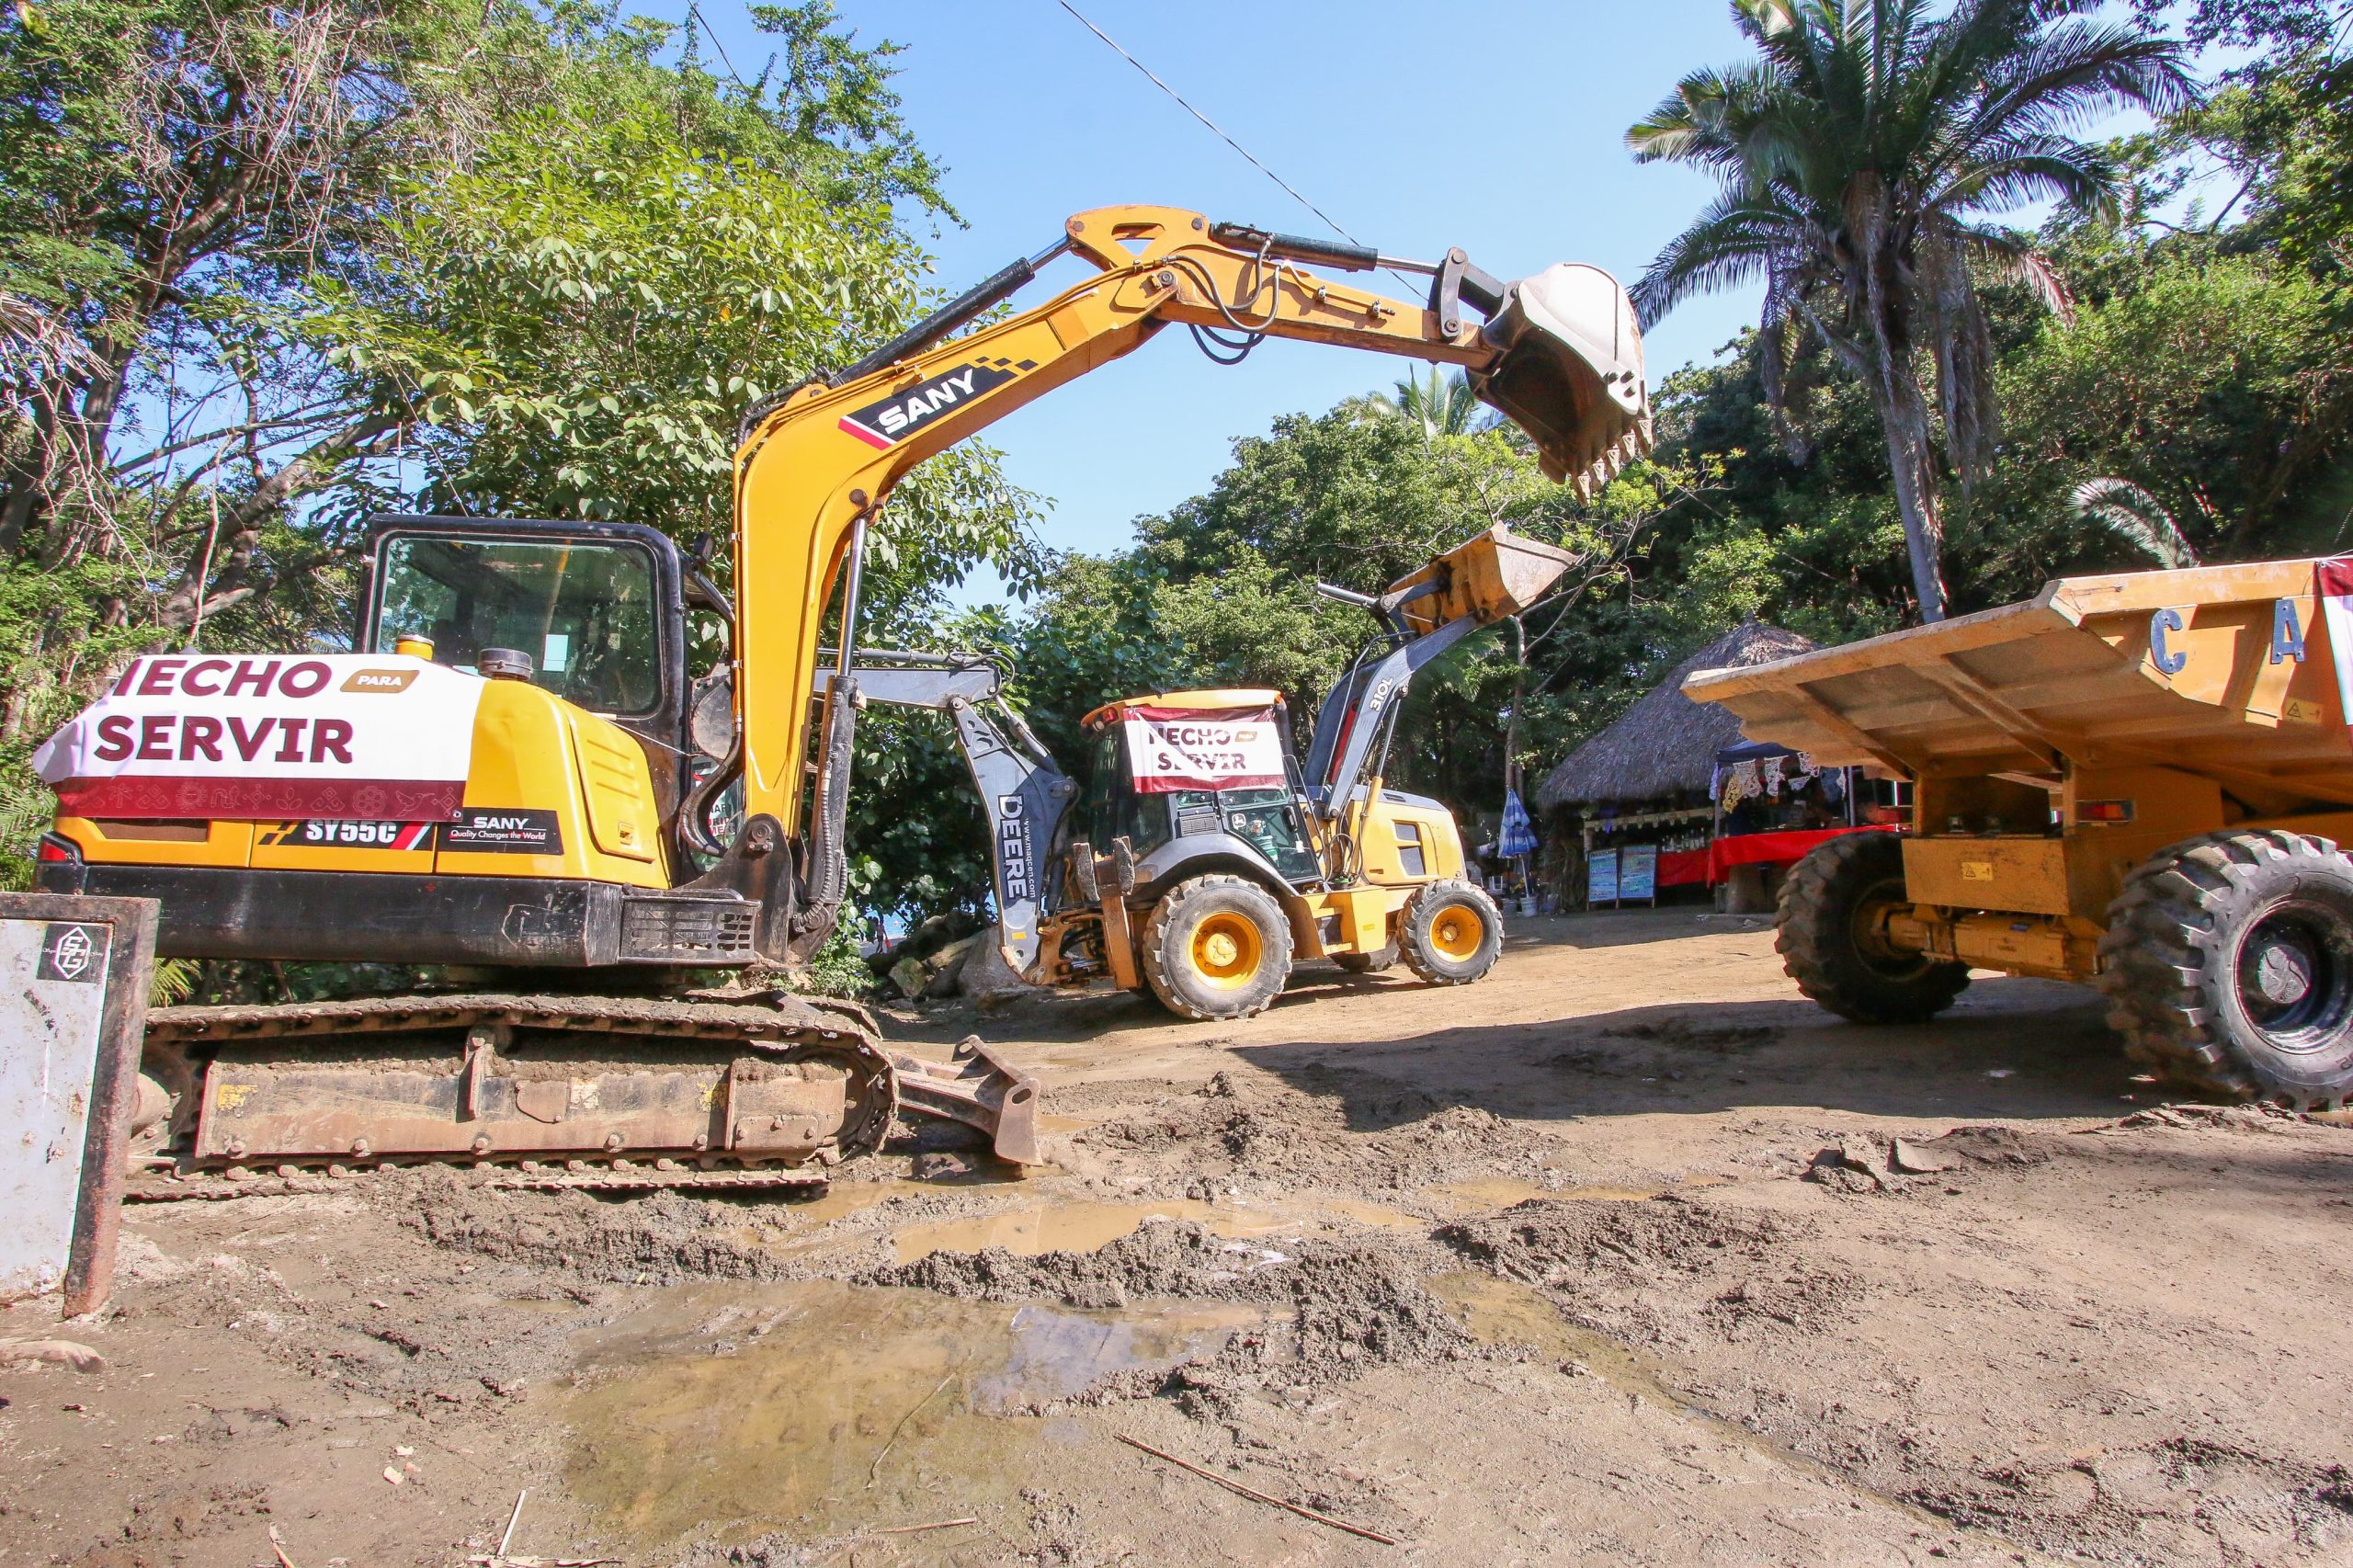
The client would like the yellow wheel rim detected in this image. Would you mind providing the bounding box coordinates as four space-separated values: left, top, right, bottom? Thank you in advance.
1430 904 1484 960
1190 912 1265 989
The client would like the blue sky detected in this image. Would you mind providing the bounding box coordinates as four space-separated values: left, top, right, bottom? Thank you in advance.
679 0 2170 604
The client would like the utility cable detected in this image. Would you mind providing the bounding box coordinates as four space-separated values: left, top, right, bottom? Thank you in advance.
687 1 750 91
1051 0 1415 293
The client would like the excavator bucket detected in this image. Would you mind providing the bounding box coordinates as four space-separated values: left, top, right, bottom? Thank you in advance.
1471 262 1653 498
1385 526 1580 636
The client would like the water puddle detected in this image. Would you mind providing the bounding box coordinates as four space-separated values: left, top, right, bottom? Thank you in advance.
1426 1270 1688 1400
563 1280 1260 1549
891 1199 1246 1264
888 1193 1424 1266
1432 1175 1735 1212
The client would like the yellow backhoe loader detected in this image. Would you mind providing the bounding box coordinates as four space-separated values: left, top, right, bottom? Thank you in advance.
832 526 1585 1020
31 204 1650 1193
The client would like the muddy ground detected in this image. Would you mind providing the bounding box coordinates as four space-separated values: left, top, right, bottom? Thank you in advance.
6 909 2352 1567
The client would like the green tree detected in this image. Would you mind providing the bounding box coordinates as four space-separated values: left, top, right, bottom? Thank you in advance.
1627 0 2193 621
1365 366 1486 438
0 0 1039 892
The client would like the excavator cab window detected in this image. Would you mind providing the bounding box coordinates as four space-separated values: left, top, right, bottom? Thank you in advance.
374 534 661 715
361 517 690 727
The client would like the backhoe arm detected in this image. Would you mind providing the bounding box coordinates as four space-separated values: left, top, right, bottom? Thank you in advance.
729 203 1650 932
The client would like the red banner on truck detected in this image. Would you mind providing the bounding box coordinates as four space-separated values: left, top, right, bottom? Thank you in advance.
32 654 485 821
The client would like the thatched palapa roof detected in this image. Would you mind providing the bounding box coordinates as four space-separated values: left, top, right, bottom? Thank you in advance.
1536 622 1816 812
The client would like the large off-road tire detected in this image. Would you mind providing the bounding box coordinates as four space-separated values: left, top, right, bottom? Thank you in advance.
2097 830 2353 1109
1399 879 1504 986
1777 831 1971 1023
1140 875 1295 1021
1335 941 1399 974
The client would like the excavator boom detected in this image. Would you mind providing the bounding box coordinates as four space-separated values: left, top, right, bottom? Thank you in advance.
728 205 1652 892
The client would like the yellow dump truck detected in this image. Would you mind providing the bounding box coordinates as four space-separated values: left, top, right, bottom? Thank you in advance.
1683 558 2353 1109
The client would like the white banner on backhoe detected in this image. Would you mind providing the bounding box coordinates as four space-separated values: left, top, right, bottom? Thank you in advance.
32 653 484 821
1123 706 1287 795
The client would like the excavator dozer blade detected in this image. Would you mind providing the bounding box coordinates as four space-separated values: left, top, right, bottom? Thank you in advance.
891 1035 1044 1165
1471 262 1653 499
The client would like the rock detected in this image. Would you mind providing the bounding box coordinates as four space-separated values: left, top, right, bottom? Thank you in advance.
0 1339 107 1372
889 954 929 1000
912 1151 980 1180
959 924 1042 998
1805 1138 1894 1192
1890 1137 1958 1175
921 935 981 998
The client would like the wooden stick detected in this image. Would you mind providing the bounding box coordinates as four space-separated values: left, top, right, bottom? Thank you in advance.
870 1517 979 1536
500 1490 528 1556
1115 1434 1396 1545
267 1526 301 1568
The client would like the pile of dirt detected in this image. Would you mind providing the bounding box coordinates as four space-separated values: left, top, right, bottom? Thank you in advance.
399 1177 802 1284
1077 1068 1541 1190
1438 1194 1864 1345
864 1219 1472 1413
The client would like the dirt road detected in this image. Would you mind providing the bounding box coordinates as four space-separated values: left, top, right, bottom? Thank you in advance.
6 910 2350 1567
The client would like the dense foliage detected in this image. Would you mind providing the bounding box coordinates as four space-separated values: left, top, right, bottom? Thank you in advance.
0 0 1036 897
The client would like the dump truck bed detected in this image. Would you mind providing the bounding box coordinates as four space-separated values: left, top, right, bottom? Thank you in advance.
1682 559 2353 815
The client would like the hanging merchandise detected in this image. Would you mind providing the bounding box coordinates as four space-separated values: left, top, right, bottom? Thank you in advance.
1719 758 1760 810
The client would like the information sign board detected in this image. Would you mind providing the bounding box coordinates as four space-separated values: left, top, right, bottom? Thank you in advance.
1620 845 1659 903
1586 847 1620 906
0 893 155 1315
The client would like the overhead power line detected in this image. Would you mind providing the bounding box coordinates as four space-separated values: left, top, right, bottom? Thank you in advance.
1051 0 1372 255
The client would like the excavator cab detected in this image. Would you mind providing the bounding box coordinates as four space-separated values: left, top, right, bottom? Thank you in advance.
357 516 717 867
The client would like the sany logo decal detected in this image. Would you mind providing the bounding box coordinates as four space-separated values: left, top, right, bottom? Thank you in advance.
836 357 1031 449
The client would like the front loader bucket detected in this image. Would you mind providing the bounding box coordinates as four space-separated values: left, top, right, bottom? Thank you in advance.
1386 526 1579 636
1472 262 1653 498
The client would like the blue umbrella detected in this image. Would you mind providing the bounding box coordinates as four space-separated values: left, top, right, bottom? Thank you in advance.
1500 788 1539 858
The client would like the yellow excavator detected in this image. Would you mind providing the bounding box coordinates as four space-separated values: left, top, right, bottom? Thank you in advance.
30 204 1650 1192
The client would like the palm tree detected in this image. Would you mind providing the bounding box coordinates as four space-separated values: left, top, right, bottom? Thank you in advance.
1372 365 1485 438
1628 0 2193 621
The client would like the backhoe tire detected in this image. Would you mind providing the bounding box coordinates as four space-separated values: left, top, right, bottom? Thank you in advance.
1141 875 1294 1022
2097 831 2353 1110
1335 942 1399 974
1399 880 1504 986
1777 832 1970 1024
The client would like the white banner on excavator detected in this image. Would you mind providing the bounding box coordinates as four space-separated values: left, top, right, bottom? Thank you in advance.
32 653 484 821
1124 706 1287 795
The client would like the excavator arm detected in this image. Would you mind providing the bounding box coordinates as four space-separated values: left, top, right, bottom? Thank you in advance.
721 203 1650 949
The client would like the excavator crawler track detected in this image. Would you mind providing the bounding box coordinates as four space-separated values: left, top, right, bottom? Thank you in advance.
128 992 1043 1200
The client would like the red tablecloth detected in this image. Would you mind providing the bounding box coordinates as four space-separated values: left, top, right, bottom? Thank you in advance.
1706 825 1893 884
1656 848 1711 888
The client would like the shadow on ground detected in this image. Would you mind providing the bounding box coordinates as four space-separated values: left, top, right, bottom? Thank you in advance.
1232 975 2151 1131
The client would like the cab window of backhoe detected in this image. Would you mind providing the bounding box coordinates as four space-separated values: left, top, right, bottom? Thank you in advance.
1217 787 1317 883
1084 727 1172 858
375 536 662 716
